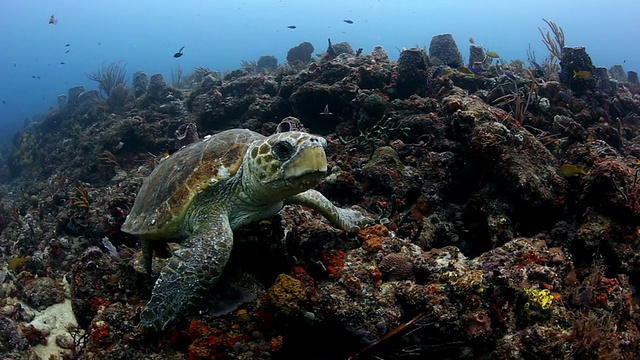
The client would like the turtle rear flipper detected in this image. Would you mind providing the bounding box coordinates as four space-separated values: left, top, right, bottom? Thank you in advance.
139 213 233 330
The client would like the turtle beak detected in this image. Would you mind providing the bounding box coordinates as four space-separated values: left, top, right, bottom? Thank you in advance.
283 145 327 179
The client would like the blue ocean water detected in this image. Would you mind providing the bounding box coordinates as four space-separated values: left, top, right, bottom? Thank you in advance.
1 0 638 143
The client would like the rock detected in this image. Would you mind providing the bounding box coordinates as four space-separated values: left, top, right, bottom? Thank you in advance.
77 90 102 113
361 93 389 120
147 73 168 101
67 85 85 107
106 83 128 112
628 70 639 84
396 48 430 98
331 42 354 56
174 122 199 149
609 64 626 81
371 45 389 62
257 55 278 71
17 276 65 310
0 316 30 351
429 33 463 68
560 46 596 94
593 66 612 94
276 116 307 133
469 44 485 68
57 94 67 111
132 70 149 98
200 73 223 92
358 146 423 200
287 42 314 65
71 248 150 328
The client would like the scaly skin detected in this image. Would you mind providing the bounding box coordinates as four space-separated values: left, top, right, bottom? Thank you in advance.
286 189 373 232
139 212 232 330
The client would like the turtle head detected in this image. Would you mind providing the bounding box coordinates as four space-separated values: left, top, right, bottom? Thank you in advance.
244 131 327 201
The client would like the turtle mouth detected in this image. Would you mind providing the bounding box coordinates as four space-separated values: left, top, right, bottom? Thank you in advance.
282 170 325 188
282 146 327 179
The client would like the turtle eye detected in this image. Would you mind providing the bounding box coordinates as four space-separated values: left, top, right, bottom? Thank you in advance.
272 141 295 161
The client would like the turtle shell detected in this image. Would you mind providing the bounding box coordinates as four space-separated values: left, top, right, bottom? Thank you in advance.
121 129 265 238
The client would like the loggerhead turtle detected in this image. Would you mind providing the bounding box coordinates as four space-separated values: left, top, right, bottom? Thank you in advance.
121 129 371 330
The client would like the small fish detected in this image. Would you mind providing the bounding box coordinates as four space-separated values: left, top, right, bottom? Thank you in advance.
572 70 592 80
65 44 70 47
530 61 543 72
343 19 354 24
65 50 70 53
458 67 475 76
320 105 333 117
8 256 27 271
173 46 185 58
485 51 500 59
287 25 296 29
469 37 475 44
468 65 483 75
60 62 65 65
558 71 569 80
98 42 102 45
48 14 57 25
504 71 516 81
2 100 6 104
558 164 587 177
432 67 445 78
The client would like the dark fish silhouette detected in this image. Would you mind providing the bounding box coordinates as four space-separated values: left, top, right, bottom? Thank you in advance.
2 101 6 104
32 75 41 79
320 105 333 117
60 62 65 65
343 19 353 24
65 50 70 53
173 46 185 58
287 25 296 29
65 44 70 47
326 38 336 58
49 15 57 25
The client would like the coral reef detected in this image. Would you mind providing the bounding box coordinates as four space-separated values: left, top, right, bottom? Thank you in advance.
1 33 640 360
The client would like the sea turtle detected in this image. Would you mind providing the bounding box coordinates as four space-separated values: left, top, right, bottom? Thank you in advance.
121 129 371 330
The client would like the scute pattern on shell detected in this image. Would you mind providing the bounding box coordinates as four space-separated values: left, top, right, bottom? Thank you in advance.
121 129 265 237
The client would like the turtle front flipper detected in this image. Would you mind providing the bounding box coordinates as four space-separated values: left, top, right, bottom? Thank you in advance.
139 213 233 330
286 189 373 232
